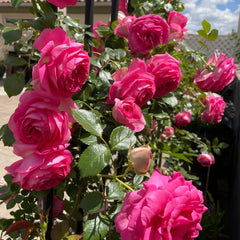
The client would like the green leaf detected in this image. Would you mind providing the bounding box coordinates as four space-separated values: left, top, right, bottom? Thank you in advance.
162 151 192 163
4 56 27 66
99 70 112 87
105 35 125 49
4 73 25 97
78 144 111 178
133 175 144 187
80 134 98 145
201 19 211 33
107 182 125 200
2 27 22 44
90 57 102 68
95 25 111 38
72 109 103 137
212 137 219 146
207 29 218 41
218 142 229 149
162 94 178 107
11 0 23 8
62 16 80 28
6 199 16 210
114 49 126 60
163 3 173 12
51 219 69 240
1 124 15 146
80 192 104 213
110 126 136 150
83 214 109 240
197 29 207 40
213 148 221 155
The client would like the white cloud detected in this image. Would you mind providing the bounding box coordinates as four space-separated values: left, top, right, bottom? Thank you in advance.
181 0 240 34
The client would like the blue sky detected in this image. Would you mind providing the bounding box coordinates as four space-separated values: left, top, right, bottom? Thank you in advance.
181 0 240 35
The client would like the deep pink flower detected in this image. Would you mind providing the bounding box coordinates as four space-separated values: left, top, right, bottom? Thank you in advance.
106 58 155 106
47 0 77 9
112 98 146 132
32 27 90 99
197 153 215 167
128 14 170 54
194 52 236 92
118 0 128 15
146 53 182 97
201 93 226 124
164 126 174 137
168 11 188 41
8 90 71 158
5 150 72 191
115 169 207 239
174 110 191 127
114 16 136 38
129 146 152 173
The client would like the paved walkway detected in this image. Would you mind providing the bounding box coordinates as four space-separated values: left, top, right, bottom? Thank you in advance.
0 81 20 219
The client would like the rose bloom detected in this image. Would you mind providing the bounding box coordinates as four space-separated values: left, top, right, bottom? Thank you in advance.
5 150 72 191
128 14 170 54
194 52 236 92
47 0 77 9
114 16 136 38
129 146 152 173
112 98 146 132
32 27 90 98
118 0 128 15
168 11 188 41
197 153 215 167
174 110 191 127
201 93 226 124
164 126 174 137
147 53 182 97
106 58 155 106
8 90 70 157
115 168 207 239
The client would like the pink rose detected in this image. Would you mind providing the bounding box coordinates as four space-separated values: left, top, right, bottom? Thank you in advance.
114 16 136 38
112 98 146 132
5 150 72 191
106 58 155 106
115 169 207 239
201 93 226 124
47 0 77 9
32 27 90 98
168 11 188 41
197 153 215 167
128 14 170 54
118 0 128 15
164 126 174 137
146 53 182 97
129 146 152 173
194 52 236 92
174 110 191 127
8 90 70 157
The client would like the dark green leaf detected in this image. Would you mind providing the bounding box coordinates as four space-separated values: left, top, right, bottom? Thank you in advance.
98 70 111 87
78 144 111 177
6 199 16 210
1 124 15 146
4 56 27 66
62 16 80 28
51 219 69 240
197 40 209 50
2 27 22 44
4 73 25 97
107 182 124 200
218 142 229 149
105 35 125 49
213 148 221 155
80 192 104 212
72 109 103 137
110 126 136 150
90 57 102 68
207 29 218 41
11 0 23 8
201 19 211 33
95 25 111 38
83 214 109 240
212 137 219 146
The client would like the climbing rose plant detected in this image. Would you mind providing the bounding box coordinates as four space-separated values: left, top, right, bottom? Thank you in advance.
0 0 236 239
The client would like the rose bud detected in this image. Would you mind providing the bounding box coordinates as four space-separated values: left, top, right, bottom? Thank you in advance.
129 146 152 174
164 126 174 137
197 153 215 167
174 110 191 127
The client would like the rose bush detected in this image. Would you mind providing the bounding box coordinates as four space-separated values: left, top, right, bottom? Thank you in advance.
0 0 234 239
115 169 207 239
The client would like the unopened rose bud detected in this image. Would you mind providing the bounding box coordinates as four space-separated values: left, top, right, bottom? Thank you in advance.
197 153 215 167
164 126 174 137
160 133 167 141
129 146 152 174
